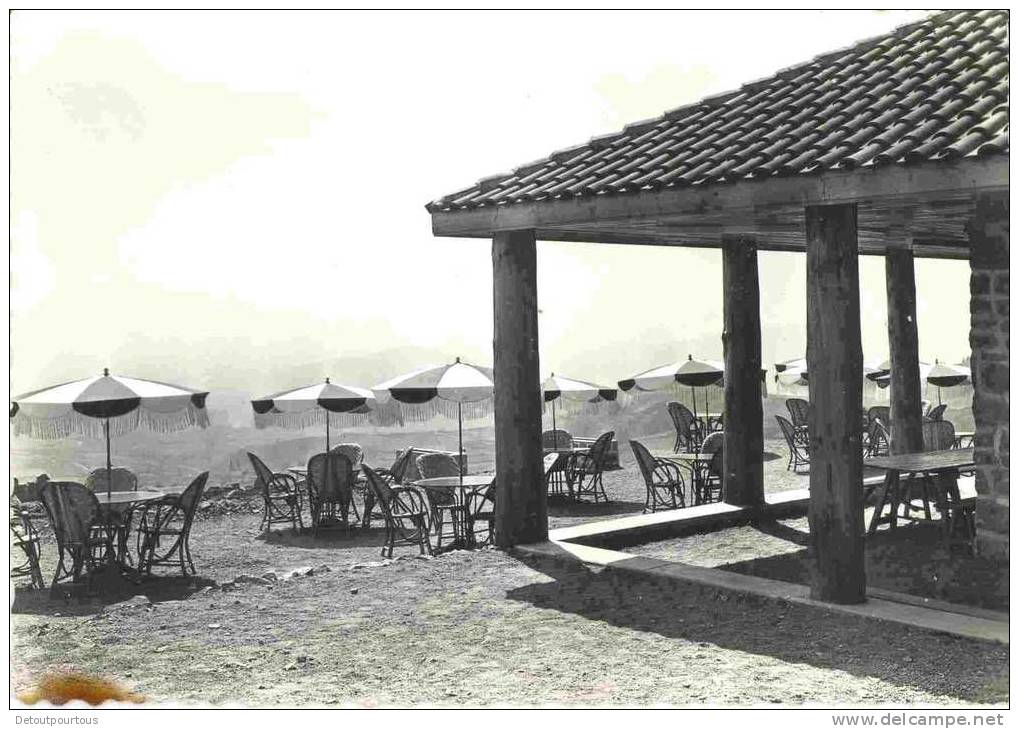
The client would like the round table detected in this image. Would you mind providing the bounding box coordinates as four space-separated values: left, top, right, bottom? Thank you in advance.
412 475 495 549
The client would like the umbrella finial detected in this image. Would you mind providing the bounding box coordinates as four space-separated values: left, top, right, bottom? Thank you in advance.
103 368 109 377
325 377 330 384
455 356 460 364
688 354 692 361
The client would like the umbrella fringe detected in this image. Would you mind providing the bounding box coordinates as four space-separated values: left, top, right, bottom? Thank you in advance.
543 398 619 416
10 404 209 440
397 398 493 422
253 409 372 431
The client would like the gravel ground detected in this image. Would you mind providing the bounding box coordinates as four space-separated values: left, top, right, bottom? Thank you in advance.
10 435 1007 706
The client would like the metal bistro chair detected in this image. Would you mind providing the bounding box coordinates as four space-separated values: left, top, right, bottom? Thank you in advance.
416 452 462 549
306 451 356 535
866 407 891 457
135 472 209 576
10 501 45 589
39 482 113 592
543 451 572 500
667 402 700 453
248 452 304 533
566 431 614 503
775 415 810 472
785 398 810 434
699 431 725 504
630 439 687 513
361 465 432 558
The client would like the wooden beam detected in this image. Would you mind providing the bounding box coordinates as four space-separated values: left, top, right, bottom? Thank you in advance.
806 203 866 605
885 249 924 454
492 229 547 547
432 156 1007 239
722 235 764 507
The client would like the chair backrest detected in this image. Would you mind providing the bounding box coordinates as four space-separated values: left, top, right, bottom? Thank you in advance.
774 415 799 447
178 472 210 528
361 465 395 521
926 403 948 422
922 420 956 451
701 431 724 455
329 443 364 470
84 468 138 493
785 398 810 428
307 451 355 503
629 440 657 486
416 452 462 479
667 402 695 432
247 452 279 494
542 429 574 450
587 431 615 466
867 406 890 425
39 481 100 548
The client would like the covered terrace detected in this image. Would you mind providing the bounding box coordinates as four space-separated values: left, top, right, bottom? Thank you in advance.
426 9 1009 605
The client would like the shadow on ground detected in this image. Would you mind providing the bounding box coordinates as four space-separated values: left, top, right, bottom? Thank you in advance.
11 571 217 617
507 549 1008 703
723 521 1009 612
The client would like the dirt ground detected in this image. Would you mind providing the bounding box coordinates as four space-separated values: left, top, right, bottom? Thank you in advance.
10 436 1008 706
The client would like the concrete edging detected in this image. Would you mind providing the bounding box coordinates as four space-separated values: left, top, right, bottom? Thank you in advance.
518 489 1008 646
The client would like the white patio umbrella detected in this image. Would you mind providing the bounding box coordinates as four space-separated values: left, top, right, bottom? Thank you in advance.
10 369 210 498
926 360 971 405
618 356 727 423
378 358 494 484
541 373 617 450
250 378 376 451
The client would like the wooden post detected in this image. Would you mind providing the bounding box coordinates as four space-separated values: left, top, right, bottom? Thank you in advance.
722 235 764 506
805 204 866 604
492 230 547 547
885 248 924 454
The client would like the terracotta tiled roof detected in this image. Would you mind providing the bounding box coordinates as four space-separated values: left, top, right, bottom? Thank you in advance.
428 10 1008 213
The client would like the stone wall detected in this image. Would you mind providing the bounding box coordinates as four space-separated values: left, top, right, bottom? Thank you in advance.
968 191 1009 561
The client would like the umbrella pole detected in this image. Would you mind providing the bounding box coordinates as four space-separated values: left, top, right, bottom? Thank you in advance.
938 387 943 406
105 417 112 500
326 411 331 452
458 401 464 486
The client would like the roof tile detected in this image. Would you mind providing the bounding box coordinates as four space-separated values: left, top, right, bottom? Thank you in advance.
429 10 1010 213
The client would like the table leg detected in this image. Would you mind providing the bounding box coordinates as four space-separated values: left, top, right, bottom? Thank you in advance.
868 470 898 534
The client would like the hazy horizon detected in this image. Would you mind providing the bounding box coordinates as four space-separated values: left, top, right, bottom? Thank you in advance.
11 10 972 399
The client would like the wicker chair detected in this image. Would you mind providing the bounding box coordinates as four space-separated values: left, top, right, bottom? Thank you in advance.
306 452 356 534
83 467 141 563
10 502 45 589
39 482 112 591
867 408 891 456
566 431 614 503
248 452 304 533
785 398 810 433
775 415 810 472
361 465 432 558
926 403 948 422
667 402 700 453
466 477 497 546
923 420 957 451
630 439 687 513
84 468 138 493
699 432 725 504
330 443 364 471
544 451 572 500
135 472 209 576
415 452 462 549
542 429 574 451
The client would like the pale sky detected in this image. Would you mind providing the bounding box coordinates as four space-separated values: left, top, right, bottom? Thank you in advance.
11 10 971 397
